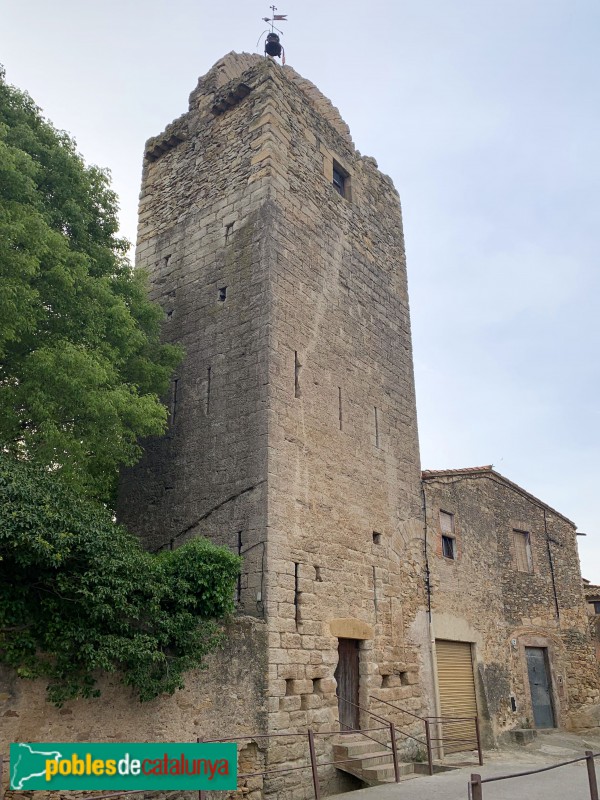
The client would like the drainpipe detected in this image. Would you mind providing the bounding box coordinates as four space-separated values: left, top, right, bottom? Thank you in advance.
422 485 432 621
422 483 443 757
544 508 560 622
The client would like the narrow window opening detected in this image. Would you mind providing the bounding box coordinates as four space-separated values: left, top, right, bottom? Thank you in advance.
205 367 211 416
294 562 300 627
218 286 227 302
374 406 380 448
164 254 171 267
513 529 533 573
314 565 323 582
285 678 294 696
294 351 302 398
338 387 343 430
373 531 382 545
399 671 409 686
236 531 243 603
510 695 517 712
225 222 234 241
381 674 391 688
440 511 455 559
594 602 600 615
373 565 378 619
170 378 179 425
312 678 323 695
332 161 348 198
442 535 456 560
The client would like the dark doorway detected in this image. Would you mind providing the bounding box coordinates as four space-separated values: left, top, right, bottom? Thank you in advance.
335 638 360 731
525 647 556 728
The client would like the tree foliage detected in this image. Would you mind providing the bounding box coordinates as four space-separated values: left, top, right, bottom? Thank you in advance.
0 72 238 705
0 454 241 705
0 67 181 504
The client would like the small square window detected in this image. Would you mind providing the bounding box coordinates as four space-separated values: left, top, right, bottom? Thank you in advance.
442 535 456 560
373 531 382 545
513 530 533 573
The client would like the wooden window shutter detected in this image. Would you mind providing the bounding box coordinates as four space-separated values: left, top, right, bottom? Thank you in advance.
513 530 532 573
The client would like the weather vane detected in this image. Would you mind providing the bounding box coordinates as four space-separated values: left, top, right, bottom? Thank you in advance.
257 5 287 64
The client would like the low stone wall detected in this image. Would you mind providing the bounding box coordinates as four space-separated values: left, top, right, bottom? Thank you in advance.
1 617 267 800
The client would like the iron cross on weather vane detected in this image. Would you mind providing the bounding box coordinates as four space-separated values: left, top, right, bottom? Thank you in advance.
261 5 287 64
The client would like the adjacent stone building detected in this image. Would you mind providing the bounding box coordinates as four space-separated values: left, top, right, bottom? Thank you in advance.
584 581 600 664
423 466 599 741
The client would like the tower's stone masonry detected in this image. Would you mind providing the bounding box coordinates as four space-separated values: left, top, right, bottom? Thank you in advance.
118 53 431 797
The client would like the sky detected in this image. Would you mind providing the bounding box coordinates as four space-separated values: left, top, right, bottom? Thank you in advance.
2 1 599 579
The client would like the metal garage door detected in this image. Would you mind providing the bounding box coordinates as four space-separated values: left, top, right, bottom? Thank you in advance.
435 640 478 754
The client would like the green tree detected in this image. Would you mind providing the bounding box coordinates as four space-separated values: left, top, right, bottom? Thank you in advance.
0 67 181 504
0 454 241 705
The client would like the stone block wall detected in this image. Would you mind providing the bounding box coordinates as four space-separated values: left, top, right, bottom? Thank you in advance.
1 618 268 800
118 53 431 798
117 57 280 616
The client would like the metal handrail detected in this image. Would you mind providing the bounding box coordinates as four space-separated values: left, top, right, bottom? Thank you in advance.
370 695 483 772
336 694 391 726
335 697 401 783
335 719 392 752
370 695 434 773
373 694 429 722
469 750 600 800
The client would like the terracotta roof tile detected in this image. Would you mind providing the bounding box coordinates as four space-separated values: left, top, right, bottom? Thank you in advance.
422 465 493 478
421 465 576 527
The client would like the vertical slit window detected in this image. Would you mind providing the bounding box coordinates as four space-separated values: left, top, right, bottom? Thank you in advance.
294 562 300 627
294 352 301 398
205 366 211 415
236 532 243 603
171 378 179 425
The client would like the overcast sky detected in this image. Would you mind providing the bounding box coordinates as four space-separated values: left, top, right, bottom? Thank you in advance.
2 1 599 579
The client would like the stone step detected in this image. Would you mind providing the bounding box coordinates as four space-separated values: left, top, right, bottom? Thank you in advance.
334 752 415 786
333 740 391 757
354 763 397 784
333 748 394 768
333 737 392 758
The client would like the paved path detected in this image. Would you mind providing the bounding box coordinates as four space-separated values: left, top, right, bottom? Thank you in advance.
326 729 600 800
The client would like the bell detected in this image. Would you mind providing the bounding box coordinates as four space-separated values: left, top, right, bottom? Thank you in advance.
265 33 282 58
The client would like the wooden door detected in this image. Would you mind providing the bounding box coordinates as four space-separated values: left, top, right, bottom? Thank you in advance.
435 639 478 754
526 647 555 728
335 638 360 731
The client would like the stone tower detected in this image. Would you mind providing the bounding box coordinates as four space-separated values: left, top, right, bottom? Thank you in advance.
118 53 430 796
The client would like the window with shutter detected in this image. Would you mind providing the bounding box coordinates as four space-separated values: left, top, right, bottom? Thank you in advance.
513 530 533 573
440 511 456 560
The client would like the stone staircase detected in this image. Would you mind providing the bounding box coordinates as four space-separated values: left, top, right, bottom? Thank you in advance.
332 736 417 786
332 735 457 787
